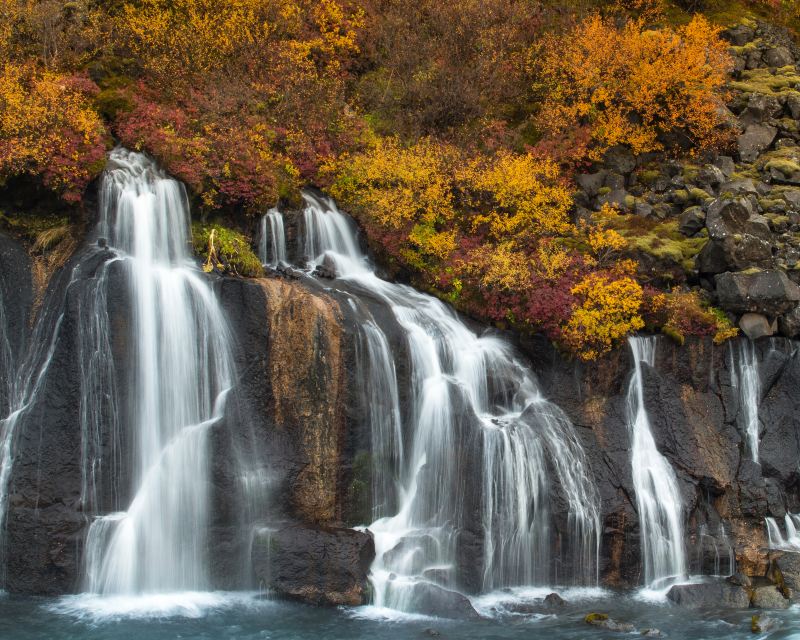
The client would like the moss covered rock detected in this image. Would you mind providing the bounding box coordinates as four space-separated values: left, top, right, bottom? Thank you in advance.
192 222 263 277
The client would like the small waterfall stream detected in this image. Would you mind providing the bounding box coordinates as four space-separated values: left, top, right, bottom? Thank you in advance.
766 513 800 550
731 341 760 463
81 149 235 595
625 337 686 588
258 208 287 268
299 193 600 610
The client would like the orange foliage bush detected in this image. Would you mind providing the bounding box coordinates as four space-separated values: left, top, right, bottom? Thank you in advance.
0 62 108 201
537 14 733 162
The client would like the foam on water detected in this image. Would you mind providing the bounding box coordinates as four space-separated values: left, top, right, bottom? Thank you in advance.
49 591 268 622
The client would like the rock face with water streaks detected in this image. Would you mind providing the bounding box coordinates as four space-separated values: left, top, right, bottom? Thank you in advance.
1 197 800 607
524 334 800 588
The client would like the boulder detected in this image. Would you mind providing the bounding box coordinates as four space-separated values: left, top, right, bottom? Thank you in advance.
666 581 750 609
751 615 780 633
714 156 736 178
543 592 566 607
715 270 800 316
741 94 783 126
698 164 726 189
751 585 789 609
696 200 774 273
763 47 794 68
705 197 754 240
739 312 775 340
679 206 706 236
576 171 607 197
722 24 755 46
406 582 480 619
584 613 635 632
788 93 800 121
719 178 758 196
252 525 375 606
775 551 800 592
603 146 636 175
738 124 777 163
728 572 753 588
778 306 800 337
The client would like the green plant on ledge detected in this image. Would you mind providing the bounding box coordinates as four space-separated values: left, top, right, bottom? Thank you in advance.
192 222 263 278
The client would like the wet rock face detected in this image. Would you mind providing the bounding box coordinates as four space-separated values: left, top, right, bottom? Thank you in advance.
252 525 374 606
524 335 800 589
3 246 125 595
259 279 345 525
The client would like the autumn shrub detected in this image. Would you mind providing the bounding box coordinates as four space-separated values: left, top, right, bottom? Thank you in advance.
0 62 108 201
327 137 573 269
107 0 364 212
536 14 734 162
352 0 546 143
645 289 738 344
327 136 650 359
562 275 645 361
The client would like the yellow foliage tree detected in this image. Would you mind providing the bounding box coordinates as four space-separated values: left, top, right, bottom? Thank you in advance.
563 274 645 360
117 0 363 87
537 14 733 160
459 151 574 239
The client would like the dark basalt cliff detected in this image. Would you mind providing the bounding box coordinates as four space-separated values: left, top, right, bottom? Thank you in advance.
0 226 798 605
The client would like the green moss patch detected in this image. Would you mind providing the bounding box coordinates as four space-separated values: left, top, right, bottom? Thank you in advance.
730 67 800 96
601 213 709 272
192 222 263 278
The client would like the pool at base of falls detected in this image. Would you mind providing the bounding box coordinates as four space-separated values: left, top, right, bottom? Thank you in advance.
0 590 797 640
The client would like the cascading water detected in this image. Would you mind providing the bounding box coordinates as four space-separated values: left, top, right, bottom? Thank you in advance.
299 193 600 610
730 340 760 463
766 513 800 550
259 208 287 268
697 523 735 577
625 337 686 588
81 149 234 595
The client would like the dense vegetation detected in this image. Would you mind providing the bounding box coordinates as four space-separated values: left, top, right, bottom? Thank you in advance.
1 0 796 358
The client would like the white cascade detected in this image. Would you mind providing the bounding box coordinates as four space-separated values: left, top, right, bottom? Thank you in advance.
626 336 686 588
259 208 287 268
300 192 600 610
731 340 761 463
81 149 234 595
766 513 800 550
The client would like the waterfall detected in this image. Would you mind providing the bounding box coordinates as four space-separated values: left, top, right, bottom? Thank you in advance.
349 302 404 521
697 523 734 577
625 337 686 588
258 208 287 268
81 149 234 595
731 340 760 463
766 513 800 550
299 193 600 609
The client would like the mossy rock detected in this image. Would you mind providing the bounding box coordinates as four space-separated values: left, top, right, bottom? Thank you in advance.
637 169 661 186
730 67 800 96
689 187 711 202
673 189 690 205
602 214 708 273
584 613 608 624
682 164 700 182
192 222 264 278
